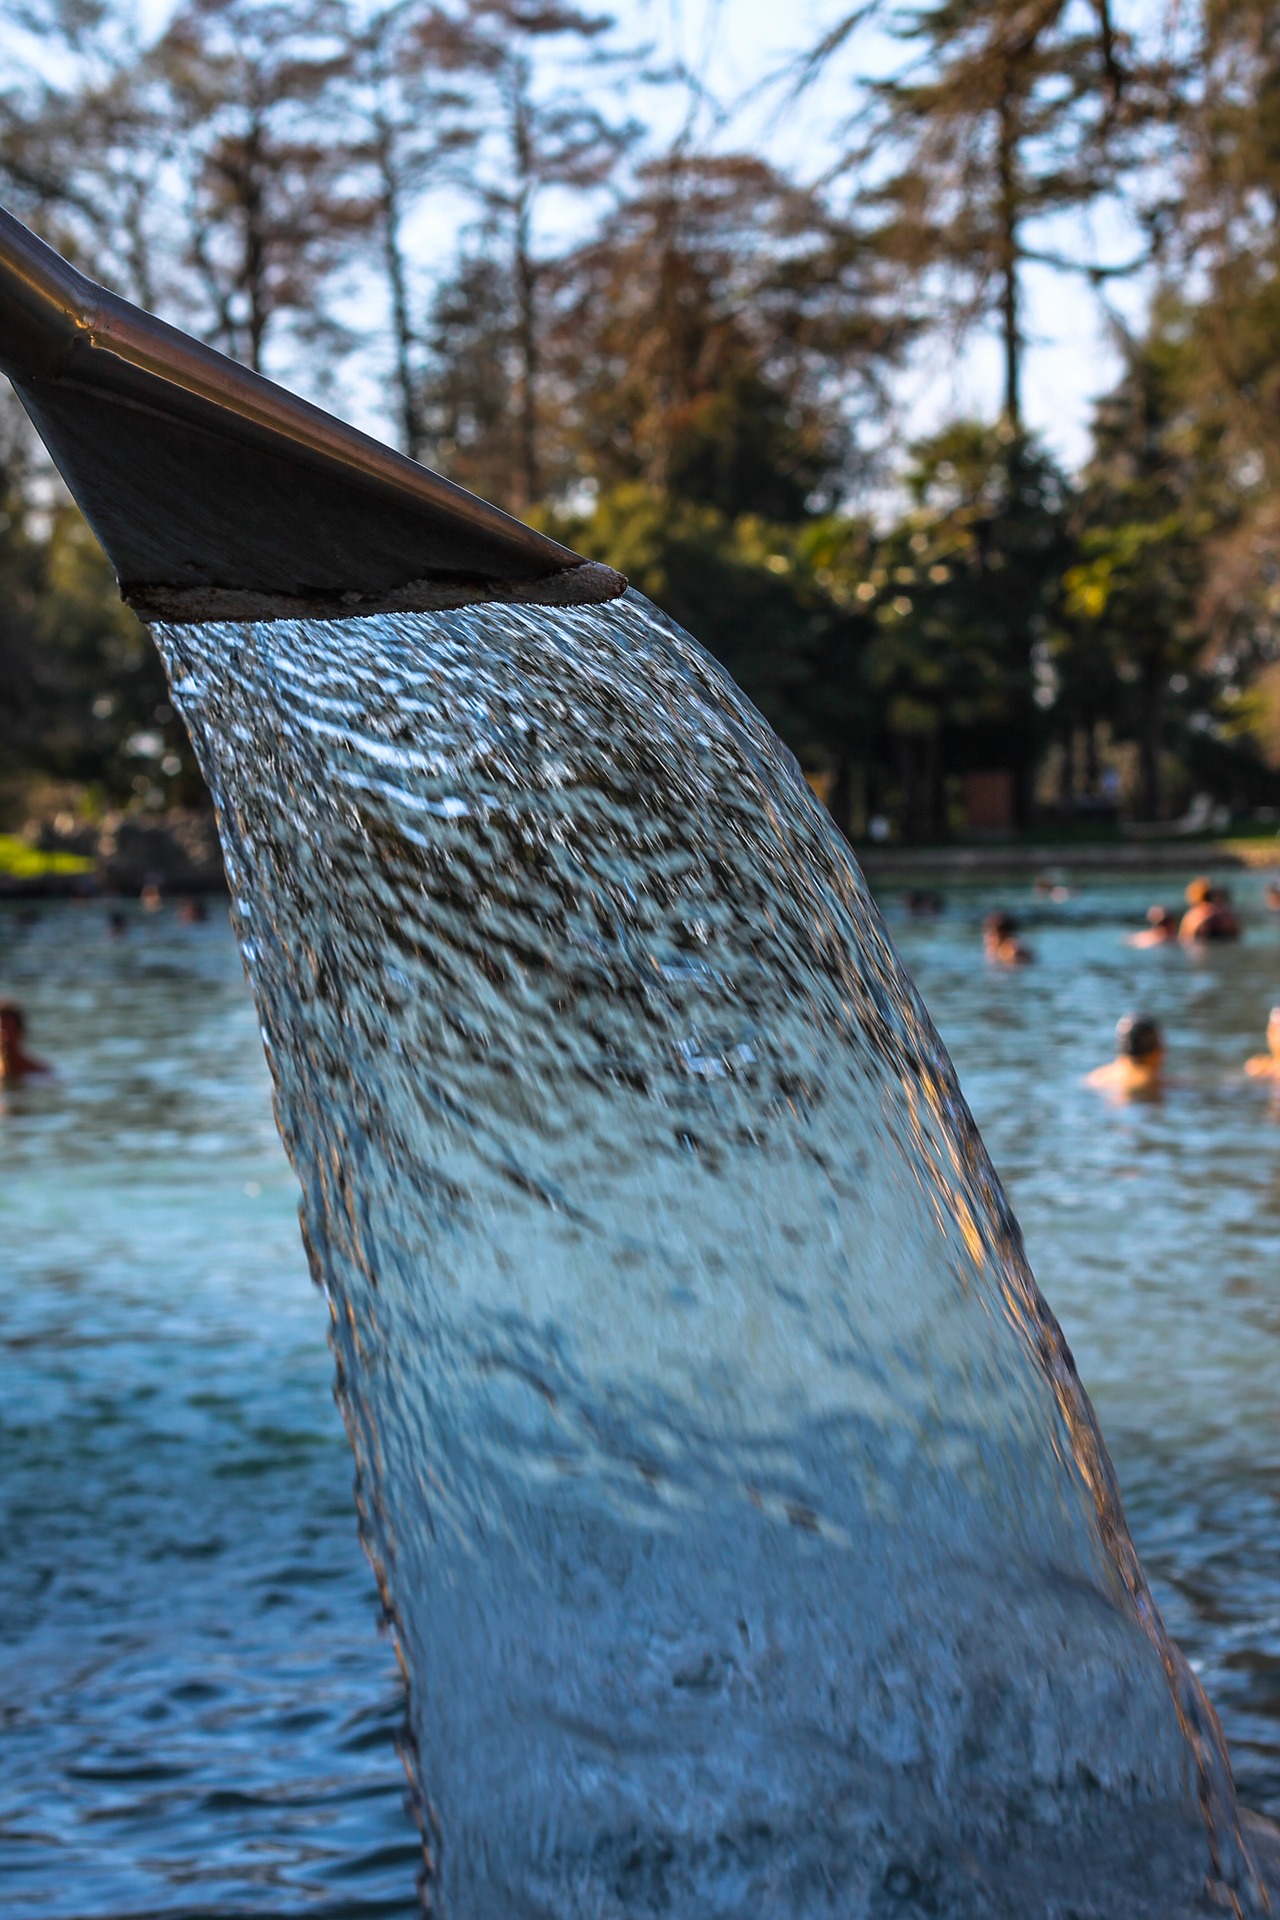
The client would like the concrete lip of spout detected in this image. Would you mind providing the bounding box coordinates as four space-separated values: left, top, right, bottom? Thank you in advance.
4 205 1279 1917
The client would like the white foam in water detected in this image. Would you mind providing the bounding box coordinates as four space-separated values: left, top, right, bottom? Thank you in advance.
156 591 1269 1916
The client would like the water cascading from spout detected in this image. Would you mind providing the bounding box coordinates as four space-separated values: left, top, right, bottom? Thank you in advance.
153 589 1266 1919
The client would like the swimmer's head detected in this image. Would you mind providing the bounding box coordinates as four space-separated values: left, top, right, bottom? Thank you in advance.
1116 1013 1163 1062
1268 1007 1280 1053
0 999 25 1046
1185 876 1214 906
984 911 1017 941
1147 905 1176 930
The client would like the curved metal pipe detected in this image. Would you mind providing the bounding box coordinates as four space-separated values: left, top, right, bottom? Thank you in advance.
0 207 624 621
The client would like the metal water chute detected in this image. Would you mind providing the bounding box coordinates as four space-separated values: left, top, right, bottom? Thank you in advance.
0 206 624 623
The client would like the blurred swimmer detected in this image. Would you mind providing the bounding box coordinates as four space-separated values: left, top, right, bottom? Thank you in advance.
0 999 52 1084
1180 876 1241 943
1086 1014 1166 1097
1128 904 1179 948
983 911 1034 965
1245 1007 1280 1080
176 897 207 924
1266 881 1280 913
905 889 944 917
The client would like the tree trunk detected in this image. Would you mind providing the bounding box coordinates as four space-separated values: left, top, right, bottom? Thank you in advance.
510 70 539 512
926 727 946 840
1138 668 1164 820
514 208 539 509
996 92 1021 428
1084 717 1100 795
241 119 268 375
376 133 424 461
898 734 918 842
1058 729 1075 812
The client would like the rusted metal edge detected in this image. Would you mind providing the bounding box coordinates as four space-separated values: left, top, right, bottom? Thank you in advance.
131 561 628 624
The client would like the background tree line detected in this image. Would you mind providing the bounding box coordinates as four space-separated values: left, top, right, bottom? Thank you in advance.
2 0 1280 840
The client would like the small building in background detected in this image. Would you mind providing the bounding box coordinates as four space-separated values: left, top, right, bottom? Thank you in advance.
962 769 1015 836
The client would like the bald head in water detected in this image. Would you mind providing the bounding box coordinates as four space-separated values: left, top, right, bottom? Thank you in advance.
1087 1013 1166 1096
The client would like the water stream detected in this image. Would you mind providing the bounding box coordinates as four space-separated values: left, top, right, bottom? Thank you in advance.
149 590 1264 1916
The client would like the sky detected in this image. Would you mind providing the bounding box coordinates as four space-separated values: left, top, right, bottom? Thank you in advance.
631 0 1152 472
17 0 1155 480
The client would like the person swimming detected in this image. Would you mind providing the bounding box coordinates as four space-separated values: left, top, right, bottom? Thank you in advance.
1127 904 1179 948
983 910 1033 965
1086 1013 1166 1096
1032 876 1071 903
1179 876 1241 943
0 999 52 1085
1245 1007 1280 1081
904 889 944 917
1265 881 1280 913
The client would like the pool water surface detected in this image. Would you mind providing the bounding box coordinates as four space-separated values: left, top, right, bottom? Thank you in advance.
2 870 1279 1913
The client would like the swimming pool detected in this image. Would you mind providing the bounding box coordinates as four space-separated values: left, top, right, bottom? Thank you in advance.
2 871 1278 1914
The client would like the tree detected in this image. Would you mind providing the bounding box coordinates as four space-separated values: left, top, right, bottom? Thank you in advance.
825 0 1141 427
423 244 525 503
782 0 1149 833
1064 314 1215 820
342 0 479 458
0 390 185 811
1164 0 1280 675
856 421 1074 835
425 0 640 510
548 151 898 518
152 0 368 374
0 0 166 303
0 396 47 791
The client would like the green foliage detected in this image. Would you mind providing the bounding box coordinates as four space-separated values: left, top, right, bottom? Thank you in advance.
1060 312 1223 817
5 0 1280 840
876 424 1072 740
0 834 94 877
0 409 199 819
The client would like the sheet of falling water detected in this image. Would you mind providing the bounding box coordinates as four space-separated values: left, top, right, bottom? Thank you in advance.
156 590 1262 1917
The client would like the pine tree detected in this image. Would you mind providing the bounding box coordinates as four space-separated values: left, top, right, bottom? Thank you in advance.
427 0 640 510
858 421 1073 835
548 151 896 518
831 0 1139 426
342 1 479 459
152 0 368 373
1064 312 1215 820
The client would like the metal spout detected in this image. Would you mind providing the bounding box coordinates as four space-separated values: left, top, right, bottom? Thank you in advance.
0 206 624 621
